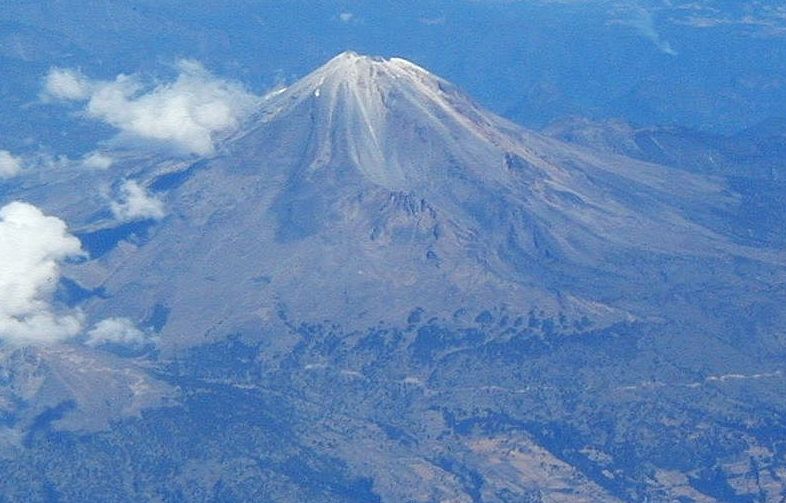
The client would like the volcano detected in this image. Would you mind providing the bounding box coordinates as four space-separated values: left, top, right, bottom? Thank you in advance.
3 53 786 501
64 52 780 350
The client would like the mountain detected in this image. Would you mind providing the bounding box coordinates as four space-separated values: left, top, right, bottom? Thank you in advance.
2 53 786 501
62 52 781 348
543 116 786 181
544 116 786 247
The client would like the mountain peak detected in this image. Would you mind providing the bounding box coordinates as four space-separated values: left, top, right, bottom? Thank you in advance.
330 50 378 63
325 51 420 70
241 50 491 189
301 51 439 93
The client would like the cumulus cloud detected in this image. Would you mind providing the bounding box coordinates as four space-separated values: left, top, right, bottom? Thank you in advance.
42 67 93 101
0 150 23 178
43 60 260 155
86 318 153 348
110 180 165 222
0 202 85 345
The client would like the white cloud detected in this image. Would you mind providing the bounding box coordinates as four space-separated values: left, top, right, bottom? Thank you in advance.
419 16 446 26
110 180 165 222
86 318 152 348
671 4 786 37
43 61 260 155
0 151 110 178
0 202 85 345
339 12 354 23
0 150 23 178
42 68 92 101
611 6 677 55
81 152 113 170
0 150 113 175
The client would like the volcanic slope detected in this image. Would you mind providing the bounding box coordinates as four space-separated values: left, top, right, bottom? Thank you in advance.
70 51 784 351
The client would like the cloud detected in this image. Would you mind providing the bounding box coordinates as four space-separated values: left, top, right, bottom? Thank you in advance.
670 3 786 37
339 12 354 23
419 16 446 26
0 150 114 176
81 152 113 170
0 150 23 178
0 202 85 345
85 318 153 348
42 68 93 101
611 5 677 55
110 180 166 222
43 60 260 155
